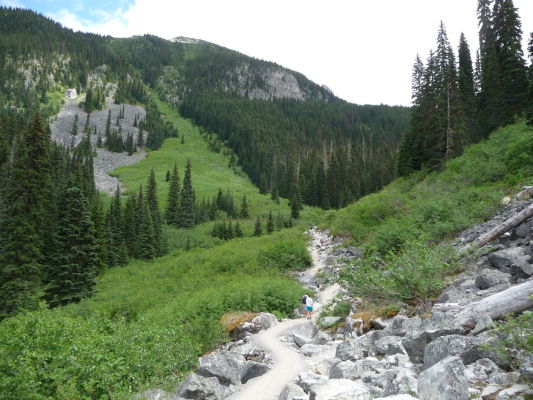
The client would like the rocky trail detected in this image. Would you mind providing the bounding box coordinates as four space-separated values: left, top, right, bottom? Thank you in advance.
228 230 341 400
142 194 533 400
50 97 148 193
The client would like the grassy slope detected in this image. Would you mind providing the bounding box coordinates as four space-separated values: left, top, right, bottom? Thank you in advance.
326 122 533 252
111 99 324 249
321 121 533 307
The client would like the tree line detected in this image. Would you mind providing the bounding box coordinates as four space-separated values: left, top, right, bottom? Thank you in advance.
398 0 533 175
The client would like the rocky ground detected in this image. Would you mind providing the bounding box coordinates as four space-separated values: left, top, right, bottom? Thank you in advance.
50 97 148 193
139 191 533 400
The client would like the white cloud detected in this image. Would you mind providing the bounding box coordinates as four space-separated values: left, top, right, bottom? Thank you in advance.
0 0 25 8
49 0 533 106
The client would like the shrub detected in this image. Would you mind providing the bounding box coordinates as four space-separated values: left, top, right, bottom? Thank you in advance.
339 242 459 306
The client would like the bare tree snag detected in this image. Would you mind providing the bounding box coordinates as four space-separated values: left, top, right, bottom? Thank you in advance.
467 203 533 249
454 280 533 330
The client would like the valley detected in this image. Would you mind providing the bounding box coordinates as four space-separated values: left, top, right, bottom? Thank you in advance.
0 3 532 400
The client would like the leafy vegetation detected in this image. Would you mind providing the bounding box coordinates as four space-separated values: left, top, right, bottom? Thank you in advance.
328 121 533 307
0 229 310 399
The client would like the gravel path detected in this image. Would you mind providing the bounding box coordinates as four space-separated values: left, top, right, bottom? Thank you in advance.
228 231 341 400
50 97 148 193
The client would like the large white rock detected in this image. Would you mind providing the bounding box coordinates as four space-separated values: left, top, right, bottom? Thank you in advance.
495 384 533 400
417 356 469 400
310 379 371 400
278 383 308 400
177 373 225 400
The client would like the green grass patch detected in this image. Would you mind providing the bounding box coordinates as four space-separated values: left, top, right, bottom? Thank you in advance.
0 228 310 399
327 122 533 253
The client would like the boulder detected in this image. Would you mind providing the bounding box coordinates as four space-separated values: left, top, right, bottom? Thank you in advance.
135 389 180 400
402 312 464 364
383 316 422 337
464 358 502 384
335 338 367 361
319 316 342 327
370 318 388 330
251 313 278 330
278 383 308 400
300 344 325 357
417 356 469 400
290 322 318 339
495 384 533 400
475 269 511 290
382 354 413 369
296 371 329 392
241 360 270 384
437 278 477 304
197 352 246 385
363 368 418 397
471 315 495 335
423 334 487 369
330 358 382 380
309 379 371 400
292 332 314 348
373 336 407 356
177 373 225 400
515 222 531 238
488 371 521 385
510 262 533 281
325 255 336 266
488 247 527 271
313 331 333 345
373 396 418 400
519 361 533 382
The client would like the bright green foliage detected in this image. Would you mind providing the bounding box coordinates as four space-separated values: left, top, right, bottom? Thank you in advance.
45 184 97 307
178 160 195 228
0 229 309 399
329 122 532 254
339 242 459 303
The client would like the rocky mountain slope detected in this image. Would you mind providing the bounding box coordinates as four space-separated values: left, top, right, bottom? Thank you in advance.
50 96 148 193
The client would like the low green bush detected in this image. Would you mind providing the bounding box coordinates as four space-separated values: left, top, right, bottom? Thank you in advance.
339 242 460 305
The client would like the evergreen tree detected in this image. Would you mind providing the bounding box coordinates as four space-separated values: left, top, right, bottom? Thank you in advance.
457 33 478 144
45 183 97 307
290 182 303 219
147 168 164 255
240 194 249 218
492 0 528 124
165 164 180 226
71 114 78 136
137 127 144 149
0 113 52 316
253 216 262 236
477 0 503 135
266 211 274 234
527 33 533 126
178 160 195 228
234 221 243 237
83 112 91 134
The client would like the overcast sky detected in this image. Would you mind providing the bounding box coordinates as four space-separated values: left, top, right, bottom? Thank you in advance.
3 0 533 106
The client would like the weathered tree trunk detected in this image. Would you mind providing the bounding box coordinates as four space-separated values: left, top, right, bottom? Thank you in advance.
454 280 533 329
469 203 533 249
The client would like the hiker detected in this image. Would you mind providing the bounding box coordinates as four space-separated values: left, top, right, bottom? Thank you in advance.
305 294 314 320
301 294 308 316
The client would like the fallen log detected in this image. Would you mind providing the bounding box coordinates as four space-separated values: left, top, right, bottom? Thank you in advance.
454 280 533 330
469 203 533 249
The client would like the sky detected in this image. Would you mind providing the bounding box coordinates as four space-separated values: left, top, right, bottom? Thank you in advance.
2 0 532 106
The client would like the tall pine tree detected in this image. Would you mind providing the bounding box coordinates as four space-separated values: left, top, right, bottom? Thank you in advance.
178 160 195 228
166 163 180 226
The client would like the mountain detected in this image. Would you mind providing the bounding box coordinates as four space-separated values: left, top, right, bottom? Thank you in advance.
0 7 410 210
